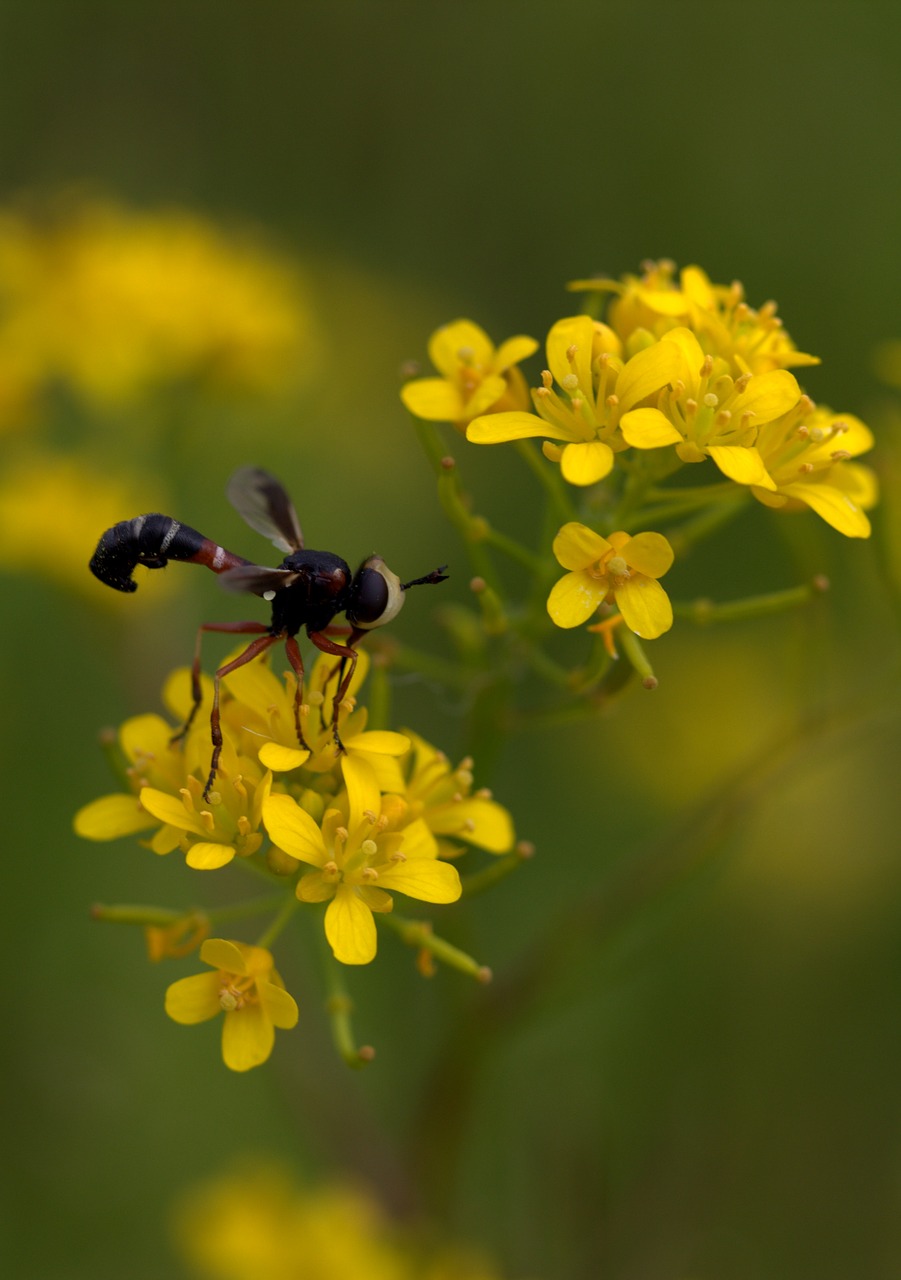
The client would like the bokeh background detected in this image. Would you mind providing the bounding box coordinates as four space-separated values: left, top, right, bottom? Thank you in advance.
3 3 901 1278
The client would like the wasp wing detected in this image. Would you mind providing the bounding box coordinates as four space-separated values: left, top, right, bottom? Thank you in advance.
218 563 299 598
226 466 304 553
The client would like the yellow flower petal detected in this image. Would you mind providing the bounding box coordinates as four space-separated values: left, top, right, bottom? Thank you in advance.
428 319 493 375
560 440 614 486
493 334 539 370
400 377 464 421
467 410 571 444
186 841 235 870
615 576 673 639
165 972 222 1024
139 787 207 835
377 858 462 903
615 340 683 411
619 407 684 449
73 794 157 840
325 885 377 965
221 1004 275 1072
119 713 173 761
263 794 327 866
426 797 514 853
552 522 611 570
707 445 776 489
256 980 299 1030
343 730 411 756
258 742 310 771
201 938 253 974
620 532 674 579
778 480 872 538
341 753 381 830
546 316 596 391
547 571 606 628
463 374 508 417
736 369 801 422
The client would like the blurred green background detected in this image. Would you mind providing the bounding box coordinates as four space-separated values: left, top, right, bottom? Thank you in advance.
2 3 901 1278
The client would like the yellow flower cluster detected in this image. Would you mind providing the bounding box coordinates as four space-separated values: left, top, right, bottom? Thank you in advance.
0 197 314 427
76 650 515 1068
401 259 878 650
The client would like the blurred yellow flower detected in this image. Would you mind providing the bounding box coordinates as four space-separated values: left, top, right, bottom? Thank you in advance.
0 450 169 597
0 198 315 423
401 317 537 431
548 522 674 639
172 1161 506 1280
165 939 298 1072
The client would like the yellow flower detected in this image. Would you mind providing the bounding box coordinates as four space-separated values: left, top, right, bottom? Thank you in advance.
618 326 802 487
548 523 674 639
221 649 409 792
165 939 298 1072
750 401 877 537
467 315 678 485
569 259 819 375
400 318 537 431
263 757 462 965
74 667 270 869
145 912 210 962
386 732 515 859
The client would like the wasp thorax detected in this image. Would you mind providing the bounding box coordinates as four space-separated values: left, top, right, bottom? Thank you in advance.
345 555 406 630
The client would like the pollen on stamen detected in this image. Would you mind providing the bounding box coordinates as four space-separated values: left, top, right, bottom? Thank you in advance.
800 463 815 473
333 827 348 844
219 989 240 1012
734 372 752 393
200 809 216 832
361 866 379 881
362 809 378 825
463 818 476 833
237 816 251 836
606 393 619 409
323 861 340 878
475 787 493 800
179 787 196 813
390 850 407 863
566 344 579 364
830 449 852 461
541 369 554 389
700 354 714 378
739 410 756 429
715 410 732 428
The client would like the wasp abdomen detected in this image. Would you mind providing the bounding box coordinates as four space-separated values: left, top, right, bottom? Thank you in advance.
89 515 249 593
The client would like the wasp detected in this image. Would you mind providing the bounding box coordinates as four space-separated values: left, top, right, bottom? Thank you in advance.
89 466 448 798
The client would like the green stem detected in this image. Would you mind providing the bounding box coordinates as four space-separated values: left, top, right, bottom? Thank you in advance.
513 439 576 524
255 893 301 950
322 947 375 1068
674 578 828 625
379 912 491 982
459 850 530 898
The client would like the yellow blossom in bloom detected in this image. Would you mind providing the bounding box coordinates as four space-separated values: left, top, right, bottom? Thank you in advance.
221 649 409 794
548 523 674 639
568 259 818 375
386 732 515 859
0 199 314 418
467 315 678 485
618 326 802 487
264 756 461 965
75 668 271 868
400 318 537 432
749 401 877 537
165 939 298 1072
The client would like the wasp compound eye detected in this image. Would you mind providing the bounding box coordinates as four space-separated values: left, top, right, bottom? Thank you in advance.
345 556 406 629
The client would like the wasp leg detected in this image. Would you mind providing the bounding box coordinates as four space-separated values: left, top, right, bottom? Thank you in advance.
203 632 281 801
171 620 271 747
283 634 312 753
307 628 365 754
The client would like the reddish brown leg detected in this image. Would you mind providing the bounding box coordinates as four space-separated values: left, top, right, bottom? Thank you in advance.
171 620 271 746
203 632 282 800
283 634 311 752
308 628 364 753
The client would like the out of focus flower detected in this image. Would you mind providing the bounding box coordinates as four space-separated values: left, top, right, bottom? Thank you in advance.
172 1161 506 1280
165 939 298 1072
0 450 169 597
401 318 537 432
0 197 315 424
548 522 674 639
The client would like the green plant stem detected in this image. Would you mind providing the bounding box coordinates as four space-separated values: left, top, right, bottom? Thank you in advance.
321 947 375 1069
379 912 490 981
674 579 827 625
513 439 576 524
255 893 301 949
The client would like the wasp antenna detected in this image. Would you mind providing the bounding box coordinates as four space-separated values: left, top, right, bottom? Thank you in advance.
401 566 449 591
